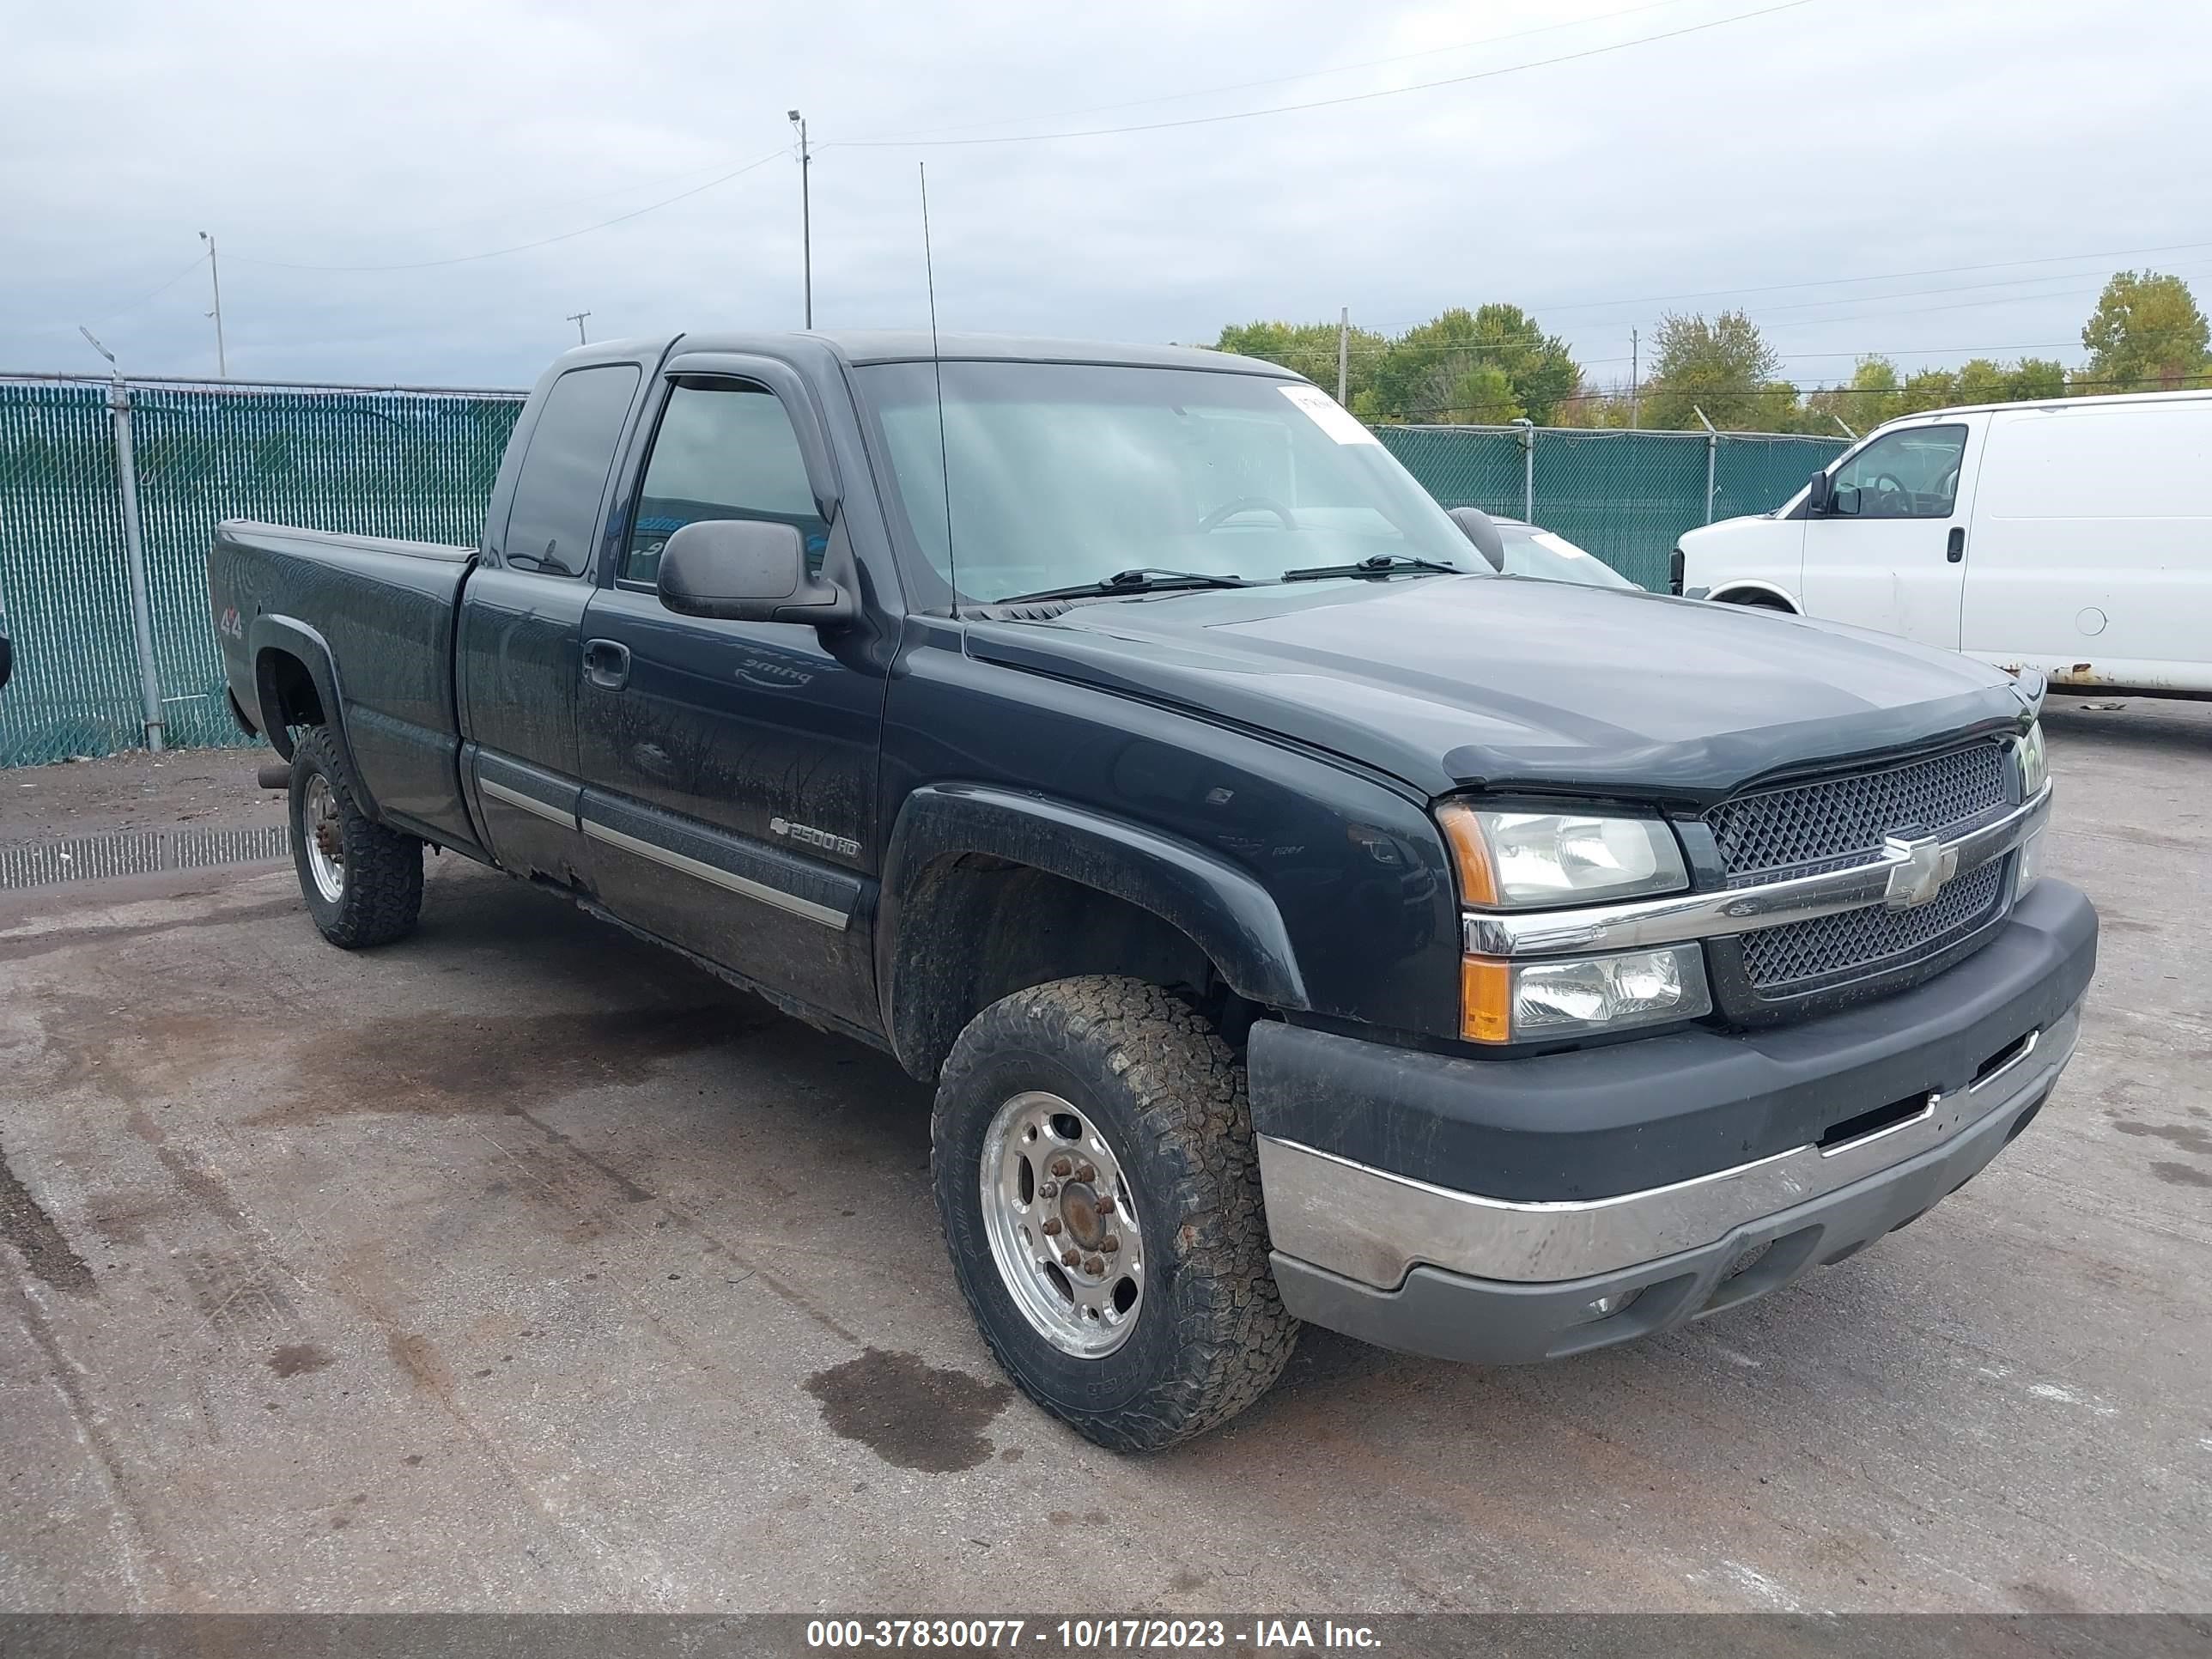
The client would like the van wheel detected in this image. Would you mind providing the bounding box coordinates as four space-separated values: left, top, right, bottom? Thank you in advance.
932 975 1298 1452
288 727 422 949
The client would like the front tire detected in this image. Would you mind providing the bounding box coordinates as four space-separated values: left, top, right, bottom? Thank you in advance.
288 726 422 949
931 975 1297 1452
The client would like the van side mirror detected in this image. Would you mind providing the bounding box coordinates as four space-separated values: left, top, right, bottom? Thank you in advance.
1447 507 1507 571
657 519 853 627
1805 470 1832 515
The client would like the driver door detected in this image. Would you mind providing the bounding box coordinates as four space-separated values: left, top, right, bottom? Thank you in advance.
1799 420 1981 647
574 365 887 1030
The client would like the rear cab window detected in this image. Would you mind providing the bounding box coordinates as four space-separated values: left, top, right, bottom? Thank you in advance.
501 363 642 577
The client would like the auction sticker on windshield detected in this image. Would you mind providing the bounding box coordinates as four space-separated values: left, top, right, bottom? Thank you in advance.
1278 383 1379 445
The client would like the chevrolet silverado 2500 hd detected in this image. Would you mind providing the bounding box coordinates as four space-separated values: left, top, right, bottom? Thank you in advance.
210 332 2096 1450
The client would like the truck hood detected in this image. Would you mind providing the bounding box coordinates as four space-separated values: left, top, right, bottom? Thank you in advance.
964 575 2033 806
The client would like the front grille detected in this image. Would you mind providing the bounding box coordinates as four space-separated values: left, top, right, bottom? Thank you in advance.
1708 742 2009 886
1708 740 2016 1003
1741 858 2007 994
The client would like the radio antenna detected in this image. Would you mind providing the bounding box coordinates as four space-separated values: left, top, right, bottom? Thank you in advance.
920 161 957 615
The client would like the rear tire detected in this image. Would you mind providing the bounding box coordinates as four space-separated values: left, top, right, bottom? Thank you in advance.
288 726 422 949
931 975 1297 1452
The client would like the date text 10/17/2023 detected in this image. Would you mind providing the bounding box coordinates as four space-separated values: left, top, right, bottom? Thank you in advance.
805 1618 1382 1651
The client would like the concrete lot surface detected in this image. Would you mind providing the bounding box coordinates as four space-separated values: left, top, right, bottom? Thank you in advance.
3 701 2209 1613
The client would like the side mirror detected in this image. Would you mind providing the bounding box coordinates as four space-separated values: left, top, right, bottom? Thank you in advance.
1805 470 1832 515
657 519 853 627
1446 507 1507 571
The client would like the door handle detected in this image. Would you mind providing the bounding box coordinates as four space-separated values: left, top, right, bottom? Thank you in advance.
582 638 630 690
1946 526 1966 563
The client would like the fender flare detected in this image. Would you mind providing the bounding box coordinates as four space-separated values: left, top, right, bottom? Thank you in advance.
246 613 374 810
877 783 1310 1069
1709 580 1801 613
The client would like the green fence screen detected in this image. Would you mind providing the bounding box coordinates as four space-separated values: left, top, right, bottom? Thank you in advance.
0 377 522 767
0 375 1844 769
1376 424 1848 591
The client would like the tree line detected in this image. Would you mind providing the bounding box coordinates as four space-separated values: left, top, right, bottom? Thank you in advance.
1214 270 2211 434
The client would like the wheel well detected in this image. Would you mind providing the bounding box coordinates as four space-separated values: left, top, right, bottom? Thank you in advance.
889 854 1239 1081
1714 587 1796 612
254 647 325 756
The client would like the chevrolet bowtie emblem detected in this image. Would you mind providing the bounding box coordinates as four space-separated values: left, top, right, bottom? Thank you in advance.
1882 830 1958 910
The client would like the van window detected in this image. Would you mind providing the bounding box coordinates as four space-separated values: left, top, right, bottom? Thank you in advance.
1978 403 2212 521
623 380 828 585
1829 424 1966 520
501 364 641 576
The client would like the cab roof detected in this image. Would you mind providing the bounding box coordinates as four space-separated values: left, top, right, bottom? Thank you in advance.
668 329 1301 378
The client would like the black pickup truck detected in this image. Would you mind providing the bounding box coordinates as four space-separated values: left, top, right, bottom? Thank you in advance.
210 332 2095 1450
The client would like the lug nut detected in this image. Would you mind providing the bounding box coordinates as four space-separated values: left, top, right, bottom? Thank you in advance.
1049 1157 1073 1178
1095 1196 1114 1215
1074 1163 1096 1183
1060 1249 1080 1267
1083 1255 1105 1275
1101 1237 1119 1254
1039 1181 1059 1199
1041 1218 1062 1237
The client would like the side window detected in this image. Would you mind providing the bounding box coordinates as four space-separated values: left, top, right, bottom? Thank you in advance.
1829 423 1967 520
623 380 829 586
501 364 641 576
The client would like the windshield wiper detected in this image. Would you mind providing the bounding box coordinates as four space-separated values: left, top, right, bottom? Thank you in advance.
994 567 1255 605
1281 553 1463 582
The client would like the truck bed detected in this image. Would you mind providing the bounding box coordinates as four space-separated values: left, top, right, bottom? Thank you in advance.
210 520 477 848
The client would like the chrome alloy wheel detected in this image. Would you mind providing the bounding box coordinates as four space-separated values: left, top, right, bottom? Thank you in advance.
301 772 346 903
978 1091 1145 1358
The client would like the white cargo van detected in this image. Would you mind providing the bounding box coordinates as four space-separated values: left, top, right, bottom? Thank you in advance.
1674 389 2212 697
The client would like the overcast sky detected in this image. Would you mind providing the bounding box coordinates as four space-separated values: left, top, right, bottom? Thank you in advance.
5 0 2209 391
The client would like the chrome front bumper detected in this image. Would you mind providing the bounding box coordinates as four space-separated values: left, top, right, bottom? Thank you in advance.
1260 1002 2077 1292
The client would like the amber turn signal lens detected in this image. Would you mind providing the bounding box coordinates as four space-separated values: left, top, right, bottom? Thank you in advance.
1461 957 1513 1044
1435 800 1498 907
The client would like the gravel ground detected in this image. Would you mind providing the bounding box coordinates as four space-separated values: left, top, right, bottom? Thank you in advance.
1 749 279 848
0 697 2207 1614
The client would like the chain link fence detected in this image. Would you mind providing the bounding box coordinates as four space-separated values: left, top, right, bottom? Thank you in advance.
0 374 523 767
0 373 1845 769
1376 424 1848 591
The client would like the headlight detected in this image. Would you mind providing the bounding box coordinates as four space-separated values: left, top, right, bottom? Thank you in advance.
1462 944 1711 1043
1437 804 1688 908
2014 720 2048 798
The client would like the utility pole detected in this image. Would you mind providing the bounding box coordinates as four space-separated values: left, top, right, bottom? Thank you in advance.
567 311 591 345
78 325 166 751
1628 328 1638 428
788 109 812 328
198 231 228 378
1336 307 1350 404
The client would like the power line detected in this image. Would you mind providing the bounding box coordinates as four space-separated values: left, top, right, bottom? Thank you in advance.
1386 373 2195 423
831 0 1826 148
848 0 1707 143
1522 238 2212 317
228 149 788 273
1210 241 2212 362
1249 335 2091 373
1759 258 2212 331
27 250 214 338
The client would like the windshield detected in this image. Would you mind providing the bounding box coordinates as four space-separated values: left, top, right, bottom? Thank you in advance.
857 361 1478 605
1498 525 1636 588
